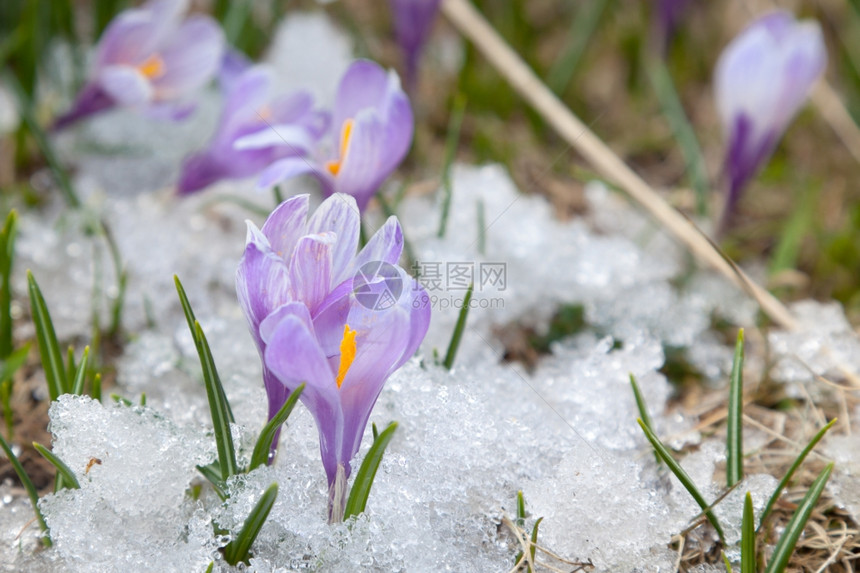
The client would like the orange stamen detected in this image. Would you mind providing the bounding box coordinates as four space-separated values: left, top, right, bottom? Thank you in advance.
335 324 357 389
325 119 354 176
137 54 165 79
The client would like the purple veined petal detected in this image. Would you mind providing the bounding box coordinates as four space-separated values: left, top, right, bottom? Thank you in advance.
150 15 224 101
289 233 336 314
177 149 230 195
98 66 154 105
354 216 404 272
268 91 314 124
236 223 291 336
306 194 361 286
310 280 353 358
391 269 431 371
233 123 315 153
332 60 391 133
95 9 165 69
377 74 414 175
337 303 412 472
256 157 325 191
264 314 344 485
261 193 309 258
259 301 315 346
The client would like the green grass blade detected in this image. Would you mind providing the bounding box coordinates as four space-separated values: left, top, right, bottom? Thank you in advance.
442 283 473 370
646 60 710 217
65 346 75 390
516 489 526 528
223 482 278 565
529 517 543 565
343 421 398 520
71 346 89 396
741 492 756 573
91 373 102 402
727 329 745 488
437 94 467 238
0 209 18 359
546 0 609 95
195 321 238 481
249 383 305 472
629 373 654 430
204 562 214 573
759 418 836 531
174 275 234 424
196 461 227 501
764 463 834 573
0 344 30 382
722 551 734 573
0 433 50 545
28 271 68 400
33 442 80 489
637 418 725 541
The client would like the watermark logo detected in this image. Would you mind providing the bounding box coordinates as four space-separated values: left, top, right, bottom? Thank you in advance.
352 261 403 310
411 261 507 293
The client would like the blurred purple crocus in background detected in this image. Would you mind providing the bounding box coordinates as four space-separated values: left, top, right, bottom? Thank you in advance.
714 11 826 228
652 0 692 53
177 66 328 194
248 60 414 212
236 194 430 520
390 0 441 87
53 0 224 130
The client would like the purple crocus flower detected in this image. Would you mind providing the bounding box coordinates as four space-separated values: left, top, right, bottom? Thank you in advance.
714 11 826 228
236 194 430 520
390 0 441 87
177 66 328 195
53 0 224 130
652 0 691 54
247 60 414 213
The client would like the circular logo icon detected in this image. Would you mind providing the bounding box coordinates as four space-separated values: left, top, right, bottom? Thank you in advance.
352 261 403 310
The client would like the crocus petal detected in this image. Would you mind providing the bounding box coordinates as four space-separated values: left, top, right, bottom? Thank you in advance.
261 194 309 259
332 60 390 133
52 83 115 131
264 314 343 485
99 66 153 105
96 0 185 68
390 0 441 86
306 194 361 286
236 223 291 337
219 48 253 94
151 15 224 100
338 303 412 470
257 157 323 191
219 67 273 140
177 150 224 195
714 10 826 225
233 124 315 153
354 216 404 271
289 234 336 313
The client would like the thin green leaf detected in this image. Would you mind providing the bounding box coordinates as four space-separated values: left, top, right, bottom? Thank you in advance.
722 551 734 573
764 463 833 573
0 433 50 545
71 346 89 396
65 346 76 389
629 373 654 430
759 418 836 531
637 418 725 541
0 344 30 382
371 422 379 441
437 94 467 238
195 321 238 480
442 283 473 370
28 271 68 400
516 489 526 528
769 186 815 276
249 383 305 472
174 276 235 423
110 393 133 407
91 373 102 402
646 60 710 217
343 421 398 520
741 492 756 573
0 209 18 359
530 517 543 564
727 329 745 488
204 562 214 573
33 442 80 489
1 379 12 439
139 392 146 407
196 461 227 501
547 0 609 95
224 483 279 565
